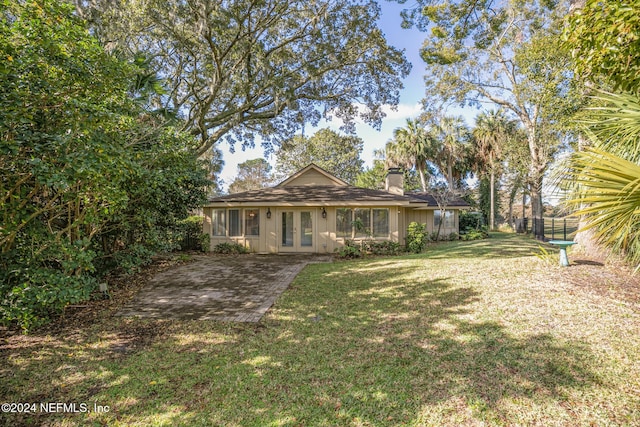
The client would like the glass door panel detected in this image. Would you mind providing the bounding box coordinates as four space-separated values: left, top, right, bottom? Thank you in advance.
281 211 294 246
300 211 313 247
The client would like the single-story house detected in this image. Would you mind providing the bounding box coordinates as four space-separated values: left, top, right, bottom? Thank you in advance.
202 164 469 253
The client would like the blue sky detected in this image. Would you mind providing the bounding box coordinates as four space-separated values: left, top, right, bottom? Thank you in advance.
217 2 476 190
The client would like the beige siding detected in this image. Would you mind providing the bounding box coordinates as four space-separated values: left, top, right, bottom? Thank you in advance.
404 209 460 238
282 169 343 186
204 205 461 253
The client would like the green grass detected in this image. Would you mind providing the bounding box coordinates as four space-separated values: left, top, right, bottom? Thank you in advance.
1 233 639 426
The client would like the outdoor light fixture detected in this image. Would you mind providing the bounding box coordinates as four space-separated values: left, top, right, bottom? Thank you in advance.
322 207 327 219
266 207 271 219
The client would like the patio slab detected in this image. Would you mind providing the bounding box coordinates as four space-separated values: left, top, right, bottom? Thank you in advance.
116 254 331 322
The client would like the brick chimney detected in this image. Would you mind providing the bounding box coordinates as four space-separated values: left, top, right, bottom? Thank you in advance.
385 168 404 195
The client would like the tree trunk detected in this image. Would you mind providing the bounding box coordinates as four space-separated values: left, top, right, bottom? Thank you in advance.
529 172 544 219
489 170 495 230
507 175 521 228
417 164 428 192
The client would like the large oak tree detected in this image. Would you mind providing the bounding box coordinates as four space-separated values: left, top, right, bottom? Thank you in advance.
77 0 411 156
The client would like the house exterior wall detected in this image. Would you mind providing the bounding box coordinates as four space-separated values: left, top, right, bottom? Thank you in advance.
403 209 460 238
204 205 414 254
280 169 343 186
204 206 462 253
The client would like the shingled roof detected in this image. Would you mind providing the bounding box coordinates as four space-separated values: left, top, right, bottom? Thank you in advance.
207 186 469 208
206 163 469 208
208 185 411 204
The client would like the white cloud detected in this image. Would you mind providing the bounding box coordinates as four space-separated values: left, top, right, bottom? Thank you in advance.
378 103 423 121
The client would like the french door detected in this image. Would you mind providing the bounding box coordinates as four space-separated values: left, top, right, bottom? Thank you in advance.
279 209 315 252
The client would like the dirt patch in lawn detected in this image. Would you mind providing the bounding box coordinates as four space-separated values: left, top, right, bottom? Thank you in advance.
560 254 640 311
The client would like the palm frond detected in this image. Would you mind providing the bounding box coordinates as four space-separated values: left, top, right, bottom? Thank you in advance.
582 91 640 163
564 148 640 268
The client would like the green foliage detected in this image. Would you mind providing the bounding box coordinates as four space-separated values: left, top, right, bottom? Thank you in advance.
402 0 579 218
79 0 411 156
563 148 640 269
355 160 422 191
369 241 402 256
564 0 640 95
459 211 485 232
0 0 209 330
406 222 430 253
274 129 365 184
461 228 489 241
361 240 403 256
579 91 640 163
212 242 249 255
336 239 403 259
534 245 557 266
176 216 207 252
335 240 363 259
561 1 640 270
199 233 211 253
228 158 272 194
387 118 436 191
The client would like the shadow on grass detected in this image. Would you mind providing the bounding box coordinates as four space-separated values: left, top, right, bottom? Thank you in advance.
419 232 543 260
0 254 604 426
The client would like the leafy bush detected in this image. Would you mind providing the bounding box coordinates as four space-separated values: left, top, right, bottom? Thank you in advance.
368 240 402 255
360 240 403 255
459 211 485 233
335 240 363 259
448 232 459 241
406 222 429 253
213 242 249 254
199 233 211 252
176 216 206 251
0 239 98 332
461 228 490 241
0 1 209 330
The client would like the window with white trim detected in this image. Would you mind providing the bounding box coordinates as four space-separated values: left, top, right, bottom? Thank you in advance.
434 210 455 229
244 209 260 236
212 209 226 236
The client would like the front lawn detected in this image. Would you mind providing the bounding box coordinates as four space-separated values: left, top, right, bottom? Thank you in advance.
1 233 639 426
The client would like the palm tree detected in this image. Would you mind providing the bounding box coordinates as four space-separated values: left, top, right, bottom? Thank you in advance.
386 119 435 191
472 110 515 230
431 116 472 191
562 91 640 270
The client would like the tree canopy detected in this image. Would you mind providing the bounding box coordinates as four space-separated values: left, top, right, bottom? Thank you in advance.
564 0 640 95
392 0 580 217
228 158 273 193
274 128 364 184
77 0 412 156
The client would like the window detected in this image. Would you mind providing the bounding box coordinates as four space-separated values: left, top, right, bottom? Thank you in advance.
228 209 242 236
212 209 226 236
336 208 390 239
372 209 389 237
336 208 352 238
354 208 371 238
434 210 455 229
244 209 259 236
